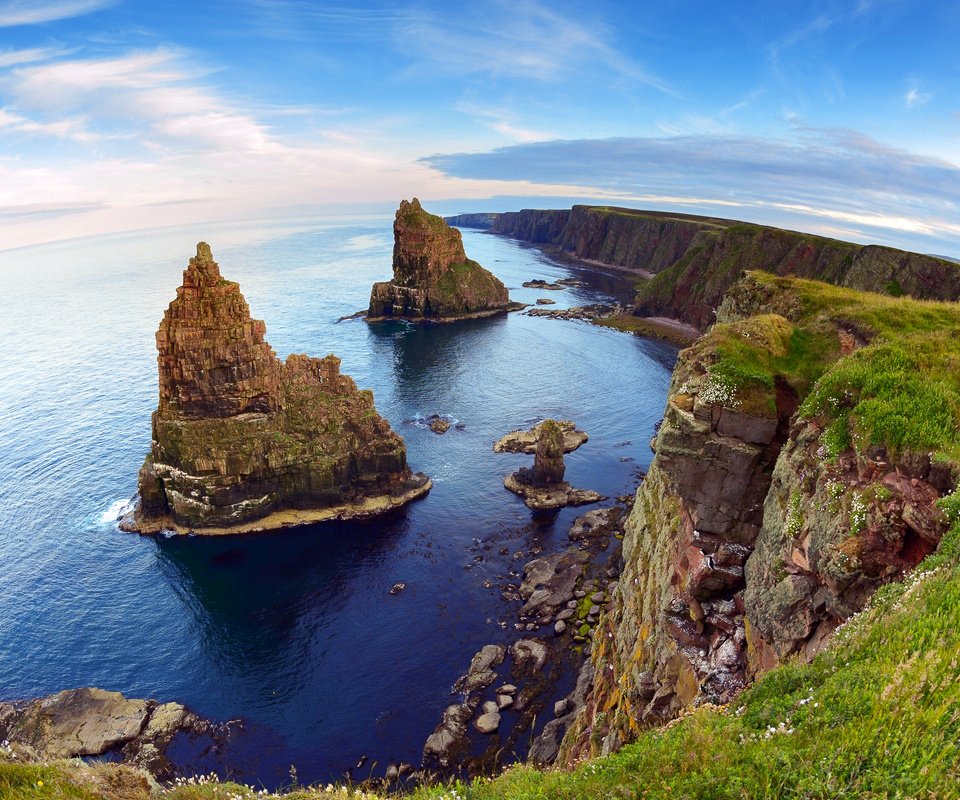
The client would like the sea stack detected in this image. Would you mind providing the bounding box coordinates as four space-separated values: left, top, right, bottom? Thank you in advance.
367 198 519 321
503 419 604 510
122 243 430 535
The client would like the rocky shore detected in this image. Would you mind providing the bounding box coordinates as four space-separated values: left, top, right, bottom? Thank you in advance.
0 688 220 781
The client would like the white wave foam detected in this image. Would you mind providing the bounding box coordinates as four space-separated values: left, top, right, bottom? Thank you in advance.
98 498 131 524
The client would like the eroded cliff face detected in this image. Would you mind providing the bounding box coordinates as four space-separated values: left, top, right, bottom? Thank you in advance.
491 206 724 274
126 243 428 534
562 273 958 761
480 206 960 331
368 199 512 320
635 225 960 329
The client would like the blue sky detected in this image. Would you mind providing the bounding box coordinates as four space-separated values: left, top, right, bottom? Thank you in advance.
1 0 959 253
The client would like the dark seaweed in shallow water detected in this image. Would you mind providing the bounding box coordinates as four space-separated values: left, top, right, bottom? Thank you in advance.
0 218 676 788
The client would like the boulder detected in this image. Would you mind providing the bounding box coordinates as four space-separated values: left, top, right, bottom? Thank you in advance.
494 420 588 455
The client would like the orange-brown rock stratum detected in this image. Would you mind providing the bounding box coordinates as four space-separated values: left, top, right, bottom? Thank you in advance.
368 198 523 321
121 243 429 535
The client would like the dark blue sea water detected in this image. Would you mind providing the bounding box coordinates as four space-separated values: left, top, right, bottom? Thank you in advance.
0 215 676 787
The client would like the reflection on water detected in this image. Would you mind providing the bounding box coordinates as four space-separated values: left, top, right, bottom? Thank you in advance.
0 218 677 787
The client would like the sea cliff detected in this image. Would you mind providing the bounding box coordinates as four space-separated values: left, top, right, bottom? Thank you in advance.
451 205 960 328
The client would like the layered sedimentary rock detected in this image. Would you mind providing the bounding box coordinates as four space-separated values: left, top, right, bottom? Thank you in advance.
124 243 429 534
559 273 957 763
368 199 516 321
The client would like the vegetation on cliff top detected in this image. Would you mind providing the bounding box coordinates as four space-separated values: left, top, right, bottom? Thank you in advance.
680 273 960 466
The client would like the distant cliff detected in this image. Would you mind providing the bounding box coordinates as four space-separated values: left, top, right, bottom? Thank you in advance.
453 206 960 329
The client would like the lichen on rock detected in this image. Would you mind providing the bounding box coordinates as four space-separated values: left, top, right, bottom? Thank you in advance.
123 243 429 535
368 198 520 321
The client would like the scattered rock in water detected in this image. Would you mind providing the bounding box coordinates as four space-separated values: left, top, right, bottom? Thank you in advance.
494 419 588 455
535 298 557 305
568 507 624 541
510 639 549 676
525 302 627 321
554 698 570 717
453 645 505 694
474 711 500 734
498 684 517 695
554 620 567 635
389 582 406 595
496 694 514 710
522 279 565 290
429 417 451 434
528 660 595 766
422 700 478 768
590 591 605 603
519 550 588 619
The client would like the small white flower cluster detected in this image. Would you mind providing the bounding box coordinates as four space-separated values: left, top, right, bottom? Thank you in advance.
738 718 795 743
699 372 740 407
171 772 221 787
849 494 868 535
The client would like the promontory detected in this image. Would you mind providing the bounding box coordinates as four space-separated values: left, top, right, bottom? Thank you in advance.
121 242 429 535
367 198 521 321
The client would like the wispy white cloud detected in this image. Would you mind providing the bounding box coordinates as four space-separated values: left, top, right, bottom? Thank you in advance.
396 0 676 95
0 46 69 67
905 86 931 108
422 126 960 253
454 100 552 143
0 0 113 27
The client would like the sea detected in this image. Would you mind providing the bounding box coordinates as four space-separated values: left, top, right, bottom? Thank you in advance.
0 213 677 787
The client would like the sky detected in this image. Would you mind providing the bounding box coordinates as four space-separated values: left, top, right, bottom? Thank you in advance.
1 0 960 254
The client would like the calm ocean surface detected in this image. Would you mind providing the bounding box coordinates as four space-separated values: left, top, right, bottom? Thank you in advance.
0 214 677 786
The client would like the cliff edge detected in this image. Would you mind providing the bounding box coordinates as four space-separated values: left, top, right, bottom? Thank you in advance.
122 243 429 535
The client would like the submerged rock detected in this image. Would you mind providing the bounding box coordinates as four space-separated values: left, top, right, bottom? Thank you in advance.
122 243 430 535
368 199 522 321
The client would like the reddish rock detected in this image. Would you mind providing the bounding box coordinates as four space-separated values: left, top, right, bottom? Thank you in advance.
125 243 429 534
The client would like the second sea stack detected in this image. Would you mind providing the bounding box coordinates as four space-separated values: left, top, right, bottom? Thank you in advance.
122 242 430 535
368 198 517 321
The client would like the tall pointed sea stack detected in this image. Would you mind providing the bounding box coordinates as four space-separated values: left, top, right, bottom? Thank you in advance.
367 198 518 321
122 243 430 535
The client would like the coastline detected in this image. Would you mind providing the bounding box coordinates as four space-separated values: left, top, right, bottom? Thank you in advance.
120 476 432 536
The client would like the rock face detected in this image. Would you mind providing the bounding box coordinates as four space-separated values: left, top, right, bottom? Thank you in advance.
368 199 516 321
559 273 956 764
481 205 960 330
124 243 429 534
0 688 209 779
